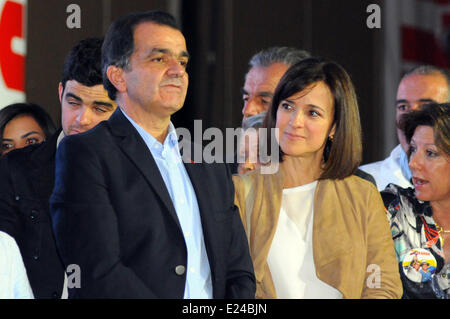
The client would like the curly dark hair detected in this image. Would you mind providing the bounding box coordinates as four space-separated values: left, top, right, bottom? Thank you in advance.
400 103 450 157
61 37 104 91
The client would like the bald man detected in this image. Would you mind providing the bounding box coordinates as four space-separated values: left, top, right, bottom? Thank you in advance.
360 65 449 191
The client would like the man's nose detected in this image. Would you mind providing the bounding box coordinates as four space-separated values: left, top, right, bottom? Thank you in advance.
242 99 262 118
167 58 186 77
76 107 92 126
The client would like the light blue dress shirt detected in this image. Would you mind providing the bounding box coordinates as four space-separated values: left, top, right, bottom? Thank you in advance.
121 109 212 299
399 147 412 182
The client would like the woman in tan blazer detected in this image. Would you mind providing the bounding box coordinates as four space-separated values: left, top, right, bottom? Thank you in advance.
233 58 402 299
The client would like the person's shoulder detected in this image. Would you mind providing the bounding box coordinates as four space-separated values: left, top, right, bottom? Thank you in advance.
70 121 110 140
335 174 378 191
359 144 401 171
381 183 418 212
60 122 111 150
323 175 383 207
359 145 403 172
381 183 414 198
359 158 387 173
354 168 377 187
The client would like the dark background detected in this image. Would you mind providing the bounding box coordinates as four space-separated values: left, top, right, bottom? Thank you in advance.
24 0 403 164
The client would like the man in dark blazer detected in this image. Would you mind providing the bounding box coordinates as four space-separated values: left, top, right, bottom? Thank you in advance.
49 11 255 298
0 38 116 298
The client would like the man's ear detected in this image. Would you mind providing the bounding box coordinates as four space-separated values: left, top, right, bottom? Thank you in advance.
58 82 64 103
107 65 127 93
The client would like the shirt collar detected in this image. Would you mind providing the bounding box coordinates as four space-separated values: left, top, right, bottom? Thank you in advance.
56 130 66 149
120 107 178 150
398 145 412 182
166 122 179 147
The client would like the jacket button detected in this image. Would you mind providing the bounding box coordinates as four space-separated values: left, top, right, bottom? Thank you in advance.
30 209 39 221
175 265 185 275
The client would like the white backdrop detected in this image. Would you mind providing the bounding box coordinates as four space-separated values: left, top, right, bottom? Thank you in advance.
0 0 27 109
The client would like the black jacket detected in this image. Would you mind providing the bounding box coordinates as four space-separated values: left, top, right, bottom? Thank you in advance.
0 129 65 298
49 109 256 298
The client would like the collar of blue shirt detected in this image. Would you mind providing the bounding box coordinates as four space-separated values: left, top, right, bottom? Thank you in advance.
120 107 179 153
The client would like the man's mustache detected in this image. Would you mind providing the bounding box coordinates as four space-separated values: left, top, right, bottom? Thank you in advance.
160 79 185 87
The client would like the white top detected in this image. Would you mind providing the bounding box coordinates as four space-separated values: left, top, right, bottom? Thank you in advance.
0 231 34 299
359 144 413 191
267 181 342 299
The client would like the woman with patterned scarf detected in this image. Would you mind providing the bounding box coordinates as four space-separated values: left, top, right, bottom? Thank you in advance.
382 103 450 299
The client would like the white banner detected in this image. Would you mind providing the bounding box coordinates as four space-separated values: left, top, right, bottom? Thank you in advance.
400 0 450 71
0 0 26 109
383 0 450 155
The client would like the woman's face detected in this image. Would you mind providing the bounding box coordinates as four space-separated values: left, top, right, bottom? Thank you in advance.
1 115 46 155
409 125 450 203
275 81 335 162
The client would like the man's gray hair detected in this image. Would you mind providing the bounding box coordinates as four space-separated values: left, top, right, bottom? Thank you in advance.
402 65 450 101
248 46 311 69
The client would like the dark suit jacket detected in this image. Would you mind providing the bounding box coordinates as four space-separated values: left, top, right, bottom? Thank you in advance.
0 130 65 298
49 109 256 298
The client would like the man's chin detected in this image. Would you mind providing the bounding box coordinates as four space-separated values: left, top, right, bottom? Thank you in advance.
162 103 184 115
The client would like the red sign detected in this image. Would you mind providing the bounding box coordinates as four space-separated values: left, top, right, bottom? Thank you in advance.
0 0 25 92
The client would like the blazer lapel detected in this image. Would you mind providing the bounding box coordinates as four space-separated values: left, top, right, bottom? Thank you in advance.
313 179 354 297
252 170 283 283
108 109 181 231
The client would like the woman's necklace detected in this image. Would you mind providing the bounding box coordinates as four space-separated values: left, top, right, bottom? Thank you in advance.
436 224 450 234
436 223 450 246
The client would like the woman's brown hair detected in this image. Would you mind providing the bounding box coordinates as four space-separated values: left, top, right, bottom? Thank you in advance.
401 103 450 157
263 57 362 179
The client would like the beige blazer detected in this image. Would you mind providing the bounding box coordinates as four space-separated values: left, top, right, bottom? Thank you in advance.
233 169 402 299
